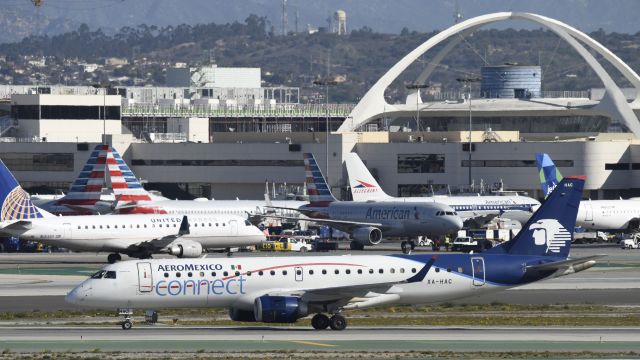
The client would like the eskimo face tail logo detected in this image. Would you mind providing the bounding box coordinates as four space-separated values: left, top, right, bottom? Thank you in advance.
529 219 571 253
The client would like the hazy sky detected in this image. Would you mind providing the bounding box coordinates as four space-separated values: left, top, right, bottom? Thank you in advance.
3 0 640 42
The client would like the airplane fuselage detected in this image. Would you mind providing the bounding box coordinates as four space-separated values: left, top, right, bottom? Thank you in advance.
0 214 265 253
66 254 563 310
577 200 640 230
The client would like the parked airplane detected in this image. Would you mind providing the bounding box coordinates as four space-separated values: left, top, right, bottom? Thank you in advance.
66 176 602 331
537 153 640 231
270 153 462 253
41 144 307 221
0 160 265 263
344 153 540 225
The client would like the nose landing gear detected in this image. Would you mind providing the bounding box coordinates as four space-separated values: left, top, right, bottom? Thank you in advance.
118 308 133 330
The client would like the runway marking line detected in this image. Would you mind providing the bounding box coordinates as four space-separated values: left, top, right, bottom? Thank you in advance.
285 340 337 347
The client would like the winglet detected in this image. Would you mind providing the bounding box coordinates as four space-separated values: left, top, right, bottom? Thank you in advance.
179 215 190 235
406 256 437 283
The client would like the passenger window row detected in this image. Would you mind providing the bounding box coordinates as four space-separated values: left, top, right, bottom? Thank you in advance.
77 223 179 230
161 267 419 279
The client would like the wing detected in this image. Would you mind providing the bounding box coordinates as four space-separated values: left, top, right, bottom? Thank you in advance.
127 215 191 252
259 214 383 233
259 257 436 310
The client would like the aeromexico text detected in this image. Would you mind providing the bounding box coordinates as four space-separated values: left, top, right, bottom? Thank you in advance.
158 263 223 271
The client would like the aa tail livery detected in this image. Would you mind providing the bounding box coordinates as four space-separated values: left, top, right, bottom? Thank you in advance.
67 176 602 330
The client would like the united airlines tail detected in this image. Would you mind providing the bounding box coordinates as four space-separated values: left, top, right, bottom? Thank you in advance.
486 176 584 258
536 153 564 199
344 153 392 202
303 153 336 207
0 160 44 221
58 145 151 206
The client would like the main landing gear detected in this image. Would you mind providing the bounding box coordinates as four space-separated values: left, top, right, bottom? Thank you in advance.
401 240 416 254
118 308 133 330
107 253 122 264
349 240 365 251
311 313 347 330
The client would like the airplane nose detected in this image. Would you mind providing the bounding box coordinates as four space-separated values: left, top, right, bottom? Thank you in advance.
447 216 463 232
65 283 91 305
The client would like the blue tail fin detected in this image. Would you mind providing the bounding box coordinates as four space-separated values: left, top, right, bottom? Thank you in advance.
0 160 43 221
486 176 584 258
303 153 336 207
536 153 564 199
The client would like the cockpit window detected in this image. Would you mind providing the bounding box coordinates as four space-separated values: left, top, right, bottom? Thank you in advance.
104 271 117 279
90 270 106 279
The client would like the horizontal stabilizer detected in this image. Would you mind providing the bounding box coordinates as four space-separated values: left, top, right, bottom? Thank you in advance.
526 255 605 272
1 220 33 231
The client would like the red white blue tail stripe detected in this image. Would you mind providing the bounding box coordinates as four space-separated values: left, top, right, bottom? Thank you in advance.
58 145 151 206
303 153 336 207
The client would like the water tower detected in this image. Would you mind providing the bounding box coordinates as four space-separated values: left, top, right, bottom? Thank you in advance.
333 10 347 35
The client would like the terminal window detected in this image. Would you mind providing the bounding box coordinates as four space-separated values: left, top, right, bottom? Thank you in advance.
462 159 574 167
398 184 447 197
398 154 445 173
3 153 73 172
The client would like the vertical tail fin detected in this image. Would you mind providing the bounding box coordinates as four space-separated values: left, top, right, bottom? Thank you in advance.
303 153 336 207
344 152 392 201
0 160 43 221
58 145 151 206
108 146 152 202
536 153 564 199
486 176 584 258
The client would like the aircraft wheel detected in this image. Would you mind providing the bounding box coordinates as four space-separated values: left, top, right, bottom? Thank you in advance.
121 320 132 330
107 253 119 264
409 240 416 250
401 241 412 254
311 313 330 330
329 314 347 331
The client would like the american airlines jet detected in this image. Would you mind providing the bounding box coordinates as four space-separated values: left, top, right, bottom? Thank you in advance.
271 153 462 253
42 144 306 221
344 153 540 225
537 153 640 231
0 160 265 263
66 176 602 331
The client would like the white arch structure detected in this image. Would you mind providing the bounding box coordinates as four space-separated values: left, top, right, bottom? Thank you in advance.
338 12 640 136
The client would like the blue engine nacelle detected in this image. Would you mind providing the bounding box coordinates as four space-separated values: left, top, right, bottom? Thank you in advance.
254 295 308 323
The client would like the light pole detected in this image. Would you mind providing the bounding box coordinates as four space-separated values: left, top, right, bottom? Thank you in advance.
313 78 338 185
92 83 110 145
456 77 481 187
405 83 430 132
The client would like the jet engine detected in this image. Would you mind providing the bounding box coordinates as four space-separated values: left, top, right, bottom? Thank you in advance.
254 295 308 323
228 307 257 322
352 227 383 246
167 241 203 258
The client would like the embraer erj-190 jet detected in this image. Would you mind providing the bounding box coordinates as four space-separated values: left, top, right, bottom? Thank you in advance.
66 176 602 331
0 160 265 263
537 152 640 231
344 153 540 225
271 153 462 253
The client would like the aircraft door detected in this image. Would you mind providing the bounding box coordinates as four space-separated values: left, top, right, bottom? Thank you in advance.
229 219 238 235
63 223 72 238
295 266 303 282
137 262 153 293
471 257 485 286
584 202 593 222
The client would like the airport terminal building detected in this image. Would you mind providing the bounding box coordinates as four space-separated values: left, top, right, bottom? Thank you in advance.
2 12 640 202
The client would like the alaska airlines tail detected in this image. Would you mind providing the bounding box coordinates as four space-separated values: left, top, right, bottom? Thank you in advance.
303 153 336 207
536 153 564 199
58 145 151 206
0 160 43 221
486 176 584 258
344 153 392 202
